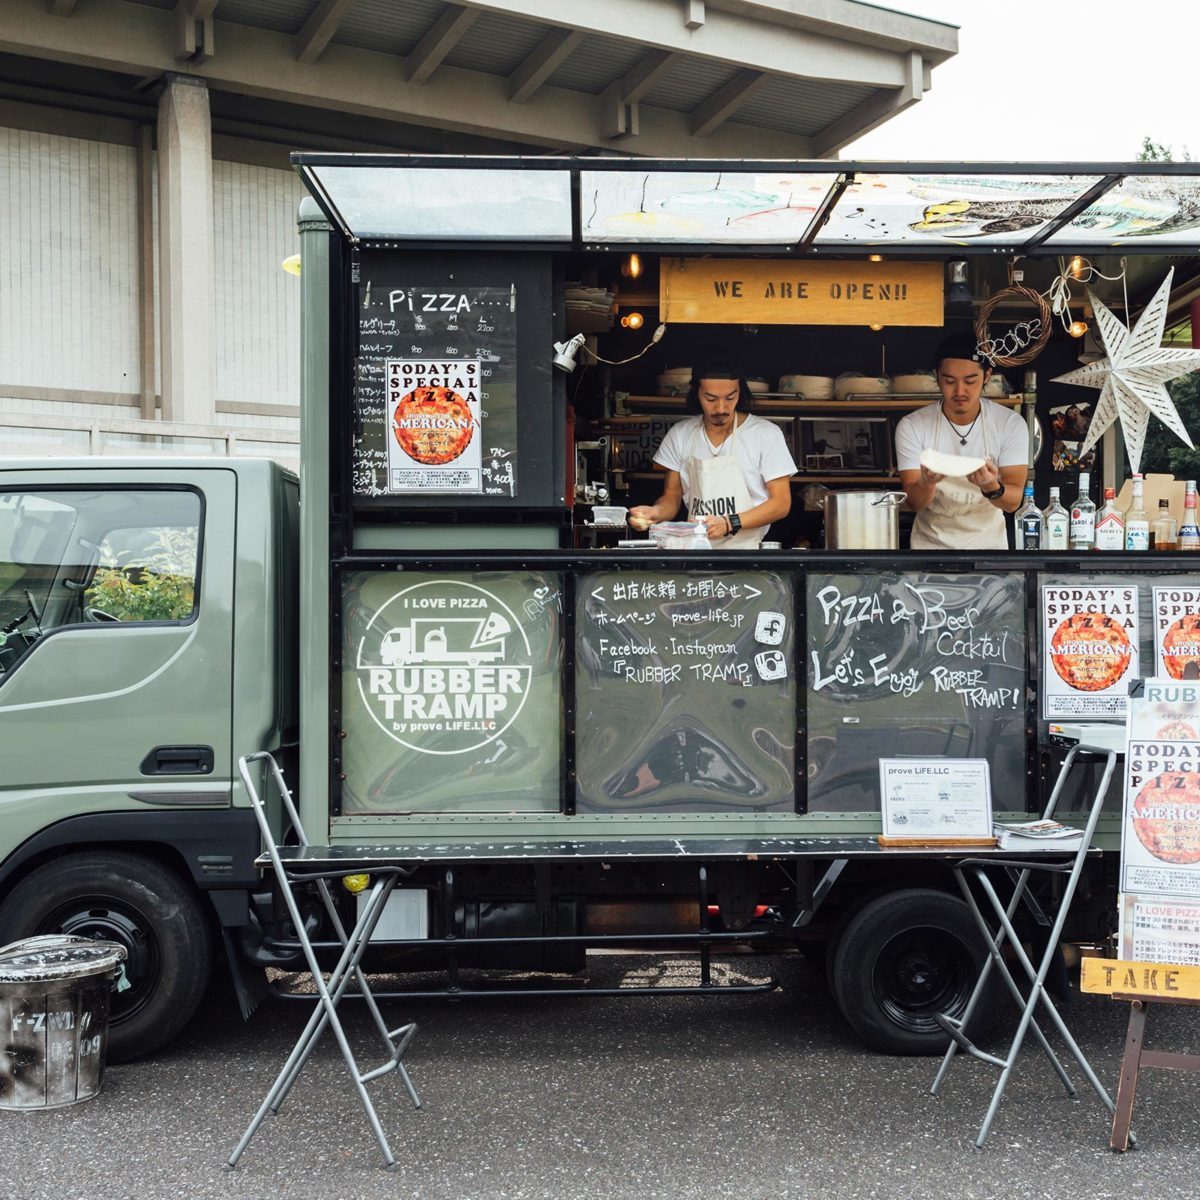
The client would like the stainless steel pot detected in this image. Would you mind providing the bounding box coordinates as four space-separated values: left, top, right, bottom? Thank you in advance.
823 490 906 550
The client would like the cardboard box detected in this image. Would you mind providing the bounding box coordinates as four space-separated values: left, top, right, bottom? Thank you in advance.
1114 472 1187 520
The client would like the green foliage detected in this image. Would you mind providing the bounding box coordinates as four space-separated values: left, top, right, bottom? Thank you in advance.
1139 372 1200 480
1138 136 1192 163
84 526 197 622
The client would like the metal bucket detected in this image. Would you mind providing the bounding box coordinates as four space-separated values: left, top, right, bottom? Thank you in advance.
0 935 127 1110
823 491 906 550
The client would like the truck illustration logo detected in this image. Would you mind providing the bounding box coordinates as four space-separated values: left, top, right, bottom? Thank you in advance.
356 578 535 755
380 613 511 667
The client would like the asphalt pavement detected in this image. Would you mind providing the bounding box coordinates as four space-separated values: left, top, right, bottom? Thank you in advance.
5 950 1200 1200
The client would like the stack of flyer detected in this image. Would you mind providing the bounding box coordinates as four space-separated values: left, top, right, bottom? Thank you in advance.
993 819 1084 851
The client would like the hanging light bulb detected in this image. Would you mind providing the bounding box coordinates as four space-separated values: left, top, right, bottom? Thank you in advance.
621 311 644 330
621 253 643 279
1068 319 1088 338
869 323 884 332
1068 256 1085 280
868 254 884 263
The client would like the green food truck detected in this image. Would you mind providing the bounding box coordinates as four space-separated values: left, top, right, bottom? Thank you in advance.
2 157 1199 1063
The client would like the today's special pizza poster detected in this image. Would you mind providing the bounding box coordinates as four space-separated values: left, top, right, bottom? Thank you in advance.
1153 586 1200 681
1041 585 1139 719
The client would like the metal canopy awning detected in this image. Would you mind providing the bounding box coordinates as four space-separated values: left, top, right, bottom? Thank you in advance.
295 156 1200 256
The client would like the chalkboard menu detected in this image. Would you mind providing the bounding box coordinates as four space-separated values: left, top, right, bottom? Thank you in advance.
806 572 1026 812
576 570 795 813
351 250 562 510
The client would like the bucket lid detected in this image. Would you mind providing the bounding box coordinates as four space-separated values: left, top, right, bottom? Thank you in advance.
0 935 127 983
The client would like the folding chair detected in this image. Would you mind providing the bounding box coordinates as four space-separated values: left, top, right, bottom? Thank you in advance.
227 751 422 1170
930 743 1126 1149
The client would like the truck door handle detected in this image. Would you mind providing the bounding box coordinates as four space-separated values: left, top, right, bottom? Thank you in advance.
140 745 215 775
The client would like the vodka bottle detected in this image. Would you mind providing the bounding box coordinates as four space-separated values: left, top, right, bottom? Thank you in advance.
1044 487 1069 550
1016 483 1043 549
1179 481 1200 551
1124 474 1149 551
1069 471 1096 551
1151 498 1177 551
1095 487 1125 550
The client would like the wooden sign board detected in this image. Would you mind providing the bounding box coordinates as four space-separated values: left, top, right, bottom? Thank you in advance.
1081 957 1200 1000
660 259 944 326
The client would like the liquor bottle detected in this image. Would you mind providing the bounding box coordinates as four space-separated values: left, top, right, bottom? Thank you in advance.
1094 487 1125 550
1069 471 1096 551
1016 484 1043 549
1044 487 1069 550
1179 481 1200 551
1123 474 1149 552
1151 498 1177 551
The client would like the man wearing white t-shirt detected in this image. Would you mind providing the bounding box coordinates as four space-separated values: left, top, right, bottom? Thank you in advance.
895 333 1029 550
629 360 796 549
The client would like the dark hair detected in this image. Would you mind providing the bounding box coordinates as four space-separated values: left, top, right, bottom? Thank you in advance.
685 360 754 414
934 331 990 370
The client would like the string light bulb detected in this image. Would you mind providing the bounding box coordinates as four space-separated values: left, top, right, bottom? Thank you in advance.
621 253 643 279
1068 256 1085 280
621 311 644 330
1068 319 1088 338
869 323 884 332
868 254 884 263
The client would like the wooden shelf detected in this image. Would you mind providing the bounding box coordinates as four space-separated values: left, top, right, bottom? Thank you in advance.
621 394 1027 414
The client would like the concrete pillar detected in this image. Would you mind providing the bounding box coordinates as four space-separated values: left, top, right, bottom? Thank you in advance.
158 73 215 426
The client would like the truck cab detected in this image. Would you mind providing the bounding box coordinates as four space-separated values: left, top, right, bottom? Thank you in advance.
0 458 297 1059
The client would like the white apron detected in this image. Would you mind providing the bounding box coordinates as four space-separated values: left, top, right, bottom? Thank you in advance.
910 402 1008 551
683 417 764 550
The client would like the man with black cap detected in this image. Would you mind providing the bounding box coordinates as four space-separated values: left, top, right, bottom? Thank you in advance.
628 359 796 548
895 332 1028 550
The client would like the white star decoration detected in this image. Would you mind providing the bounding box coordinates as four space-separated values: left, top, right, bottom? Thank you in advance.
1052 267 1200 474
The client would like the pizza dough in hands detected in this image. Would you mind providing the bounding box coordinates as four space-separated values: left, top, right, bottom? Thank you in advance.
920 447 988 478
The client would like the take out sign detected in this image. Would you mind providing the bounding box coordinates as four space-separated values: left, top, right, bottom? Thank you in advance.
659 258 944 326
1081 957 1200 1000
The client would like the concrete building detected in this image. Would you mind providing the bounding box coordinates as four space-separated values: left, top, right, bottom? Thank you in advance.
0 1 956 463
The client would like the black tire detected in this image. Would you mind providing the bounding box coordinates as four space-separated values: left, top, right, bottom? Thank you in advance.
829 888 996 1055
0 851 213 1062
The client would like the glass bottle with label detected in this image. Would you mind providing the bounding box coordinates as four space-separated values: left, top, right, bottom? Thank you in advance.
1016 483 1042 549
1124 474 1149 551
1069 471 1096 551
1094 487 1124 550
1179 481 1200 551
1151 498 1177 551
1043 486 1069 550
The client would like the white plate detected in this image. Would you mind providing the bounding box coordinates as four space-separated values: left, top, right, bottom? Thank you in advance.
921 448 986 477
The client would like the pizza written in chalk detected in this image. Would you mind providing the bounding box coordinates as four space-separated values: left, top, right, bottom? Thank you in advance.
1132 770 1200 864
392 387 476 466
1161 614 1200 680
1049 612 1133 692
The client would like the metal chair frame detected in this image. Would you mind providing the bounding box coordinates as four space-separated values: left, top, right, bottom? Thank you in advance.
930 744 1128 1149
227 751 421 1170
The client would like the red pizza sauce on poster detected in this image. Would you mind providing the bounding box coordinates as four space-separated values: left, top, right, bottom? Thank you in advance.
1049 612 1132 692
392 387 475 465
1132 770 1200 864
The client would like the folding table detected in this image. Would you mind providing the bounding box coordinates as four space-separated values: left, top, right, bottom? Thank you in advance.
226 752 422 1171
930 742 1124 1148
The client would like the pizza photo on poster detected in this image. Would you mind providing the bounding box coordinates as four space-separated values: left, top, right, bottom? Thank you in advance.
386 358 483 493
355 579 534 756
1041 585 1139 718
1122 735 1200 901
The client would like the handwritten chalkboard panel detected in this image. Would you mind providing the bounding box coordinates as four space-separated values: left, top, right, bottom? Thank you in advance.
806 572 1026 812
576 570 795 813
351 250 561 510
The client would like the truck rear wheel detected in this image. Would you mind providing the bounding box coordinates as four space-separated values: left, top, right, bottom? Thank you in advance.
829 888 996 1055
0 851 213 1062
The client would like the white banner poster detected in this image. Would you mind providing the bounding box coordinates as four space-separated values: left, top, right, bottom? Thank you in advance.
1153 586 1200 681
1042 584 1139 719
1119 893 1200 965
878 758 992 841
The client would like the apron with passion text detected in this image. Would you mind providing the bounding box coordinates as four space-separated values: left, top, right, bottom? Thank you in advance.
910 402 1008 551
683 417 764 550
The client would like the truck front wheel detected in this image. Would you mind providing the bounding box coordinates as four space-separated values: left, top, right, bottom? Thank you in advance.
0 851 213 1062
829 888 997 1055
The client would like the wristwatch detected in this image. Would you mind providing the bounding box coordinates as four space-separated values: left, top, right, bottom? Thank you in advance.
727 513 742 535
982 482 1006 500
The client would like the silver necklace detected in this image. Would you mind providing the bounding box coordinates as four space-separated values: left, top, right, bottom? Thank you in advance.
942 404 981 446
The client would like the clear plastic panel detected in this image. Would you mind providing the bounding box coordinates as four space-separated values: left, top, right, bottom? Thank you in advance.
1043 175 1200 245
310 166 573 240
